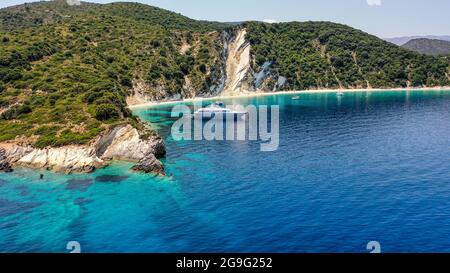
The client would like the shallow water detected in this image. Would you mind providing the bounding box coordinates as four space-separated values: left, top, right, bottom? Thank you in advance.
1 90 450 253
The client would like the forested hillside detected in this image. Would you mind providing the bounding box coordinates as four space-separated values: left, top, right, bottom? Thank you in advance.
0 1 228 147
0 1 449 149
246 22 450 90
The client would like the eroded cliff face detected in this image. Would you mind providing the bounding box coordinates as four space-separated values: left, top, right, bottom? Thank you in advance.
222 29 252 95
219 28 287 95
125 27 288 104
0 125 166 175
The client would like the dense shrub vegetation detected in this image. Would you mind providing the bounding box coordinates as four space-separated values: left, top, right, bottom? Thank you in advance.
0 1 448 148
0 1 227 147
246 22 450 90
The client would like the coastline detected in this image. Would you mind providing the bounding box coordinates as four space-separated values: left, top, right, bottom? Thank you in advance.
3 86 449 174
128 86 450 109
0 125 166 175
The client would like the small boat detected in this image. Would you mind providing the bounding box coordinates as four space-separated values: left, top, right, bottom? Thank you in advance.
194 102 247 120
336 92 345 97
292 96 301 100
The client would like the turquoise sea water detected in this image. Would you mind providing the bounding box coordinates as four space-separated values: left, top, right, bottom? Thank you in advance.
1 90 450 253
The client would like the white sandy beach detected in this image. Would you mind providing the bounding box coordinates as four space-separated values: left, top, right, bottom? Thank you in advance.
128 86 450 109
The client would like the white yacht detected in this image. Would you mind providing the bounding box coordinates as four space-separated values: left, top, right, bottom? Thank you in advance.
194 102 247 120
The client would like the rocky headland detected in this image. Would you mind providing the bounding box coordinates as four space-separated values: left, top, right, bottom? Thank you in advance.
0 125 166 175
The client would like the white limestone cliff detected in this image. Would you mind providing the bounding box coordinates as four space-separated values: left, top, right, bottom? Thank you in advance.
222 29 252 95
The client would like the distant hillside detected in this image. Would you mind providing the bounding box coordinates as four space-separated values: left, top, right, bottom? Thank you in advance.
0 1 449 149
386 36 450 46
402 38 450 56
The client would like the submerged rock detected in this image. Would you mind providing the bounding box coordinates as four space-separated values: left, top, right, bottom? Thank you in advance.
131 154 165 176
95 175 129 183
66 178 94 191
74 197 92 206
0 199 43 217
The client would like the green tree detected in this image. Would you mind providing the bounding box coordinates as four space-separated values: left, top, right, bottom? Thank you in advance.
94 104 120 121
199 63 207 73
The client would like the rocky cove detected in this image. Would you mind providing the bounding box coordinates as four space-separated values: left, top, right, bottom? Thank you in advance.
0 28 273 176
1 20 448 177
0 124 166 175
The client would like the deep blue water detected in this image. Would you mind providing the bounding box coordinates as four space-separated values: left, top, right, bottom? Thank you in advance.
1 90 450 253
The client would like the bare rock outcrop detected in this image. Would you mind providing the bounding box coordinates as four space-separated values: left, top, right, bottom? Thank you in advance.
149 137 166 158
0 145 33 173
17 146 103 173
131 154 165 176
222 28 252 95
0 124 165 175
96 124 165 161
0 148 13 173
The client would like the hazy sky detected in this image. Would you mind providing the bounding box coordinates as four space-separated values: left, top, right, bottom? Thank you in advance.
1 0 449 38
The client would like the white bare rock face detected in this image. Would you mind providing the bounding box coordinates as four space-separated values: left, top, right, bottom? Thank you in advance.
66 0 81 6
17 146 102 173
0 125 165 175
99 125 154 162
222 28 251 95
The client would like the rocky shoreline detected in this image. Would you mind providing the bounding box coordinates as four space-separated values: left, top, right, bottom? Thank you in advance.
0 124 166 175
